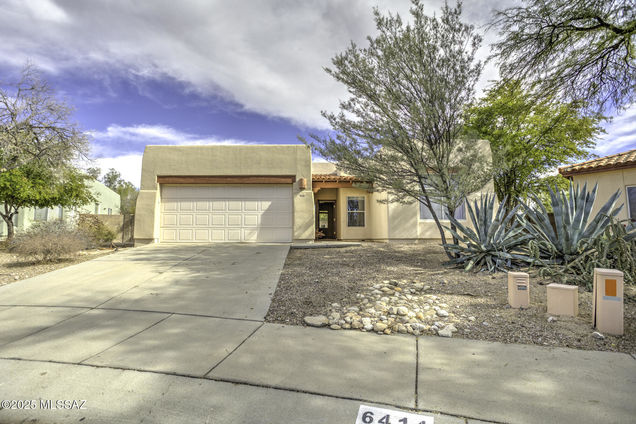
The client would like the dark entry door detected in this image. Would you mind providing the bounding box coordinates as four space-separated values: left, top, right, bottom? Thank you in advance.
317 202 336 239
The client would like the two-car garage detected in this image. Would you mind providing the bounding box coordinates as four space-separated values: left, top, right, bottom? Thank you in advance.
160 185 293 243
134 145 314 245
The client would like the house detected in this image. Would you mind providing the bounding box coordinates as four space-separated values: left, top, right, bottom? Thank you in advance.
0 179 121 238
559 148 636 221
135 144 491 244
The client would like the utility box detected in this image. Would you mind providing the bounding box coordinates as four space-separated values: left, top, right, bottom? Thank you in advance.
547 283 578 316
508 271 530 308
592 268 624 336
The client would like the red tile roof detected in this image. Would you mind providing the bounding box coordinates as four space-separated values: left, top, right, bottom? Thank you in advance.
559 149 636 177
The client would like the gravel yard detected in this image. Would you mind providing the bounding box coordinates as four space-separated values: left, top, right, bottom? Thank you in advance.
0 246 116 287
266 242 636 353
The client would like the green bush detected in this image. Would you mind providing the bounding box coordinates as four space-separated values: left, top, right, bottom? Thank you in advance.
9 220 89 262
77 215 117 247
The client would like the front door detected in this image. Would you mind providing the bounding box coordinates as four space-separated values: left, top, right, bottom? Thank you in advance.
317 201 336 239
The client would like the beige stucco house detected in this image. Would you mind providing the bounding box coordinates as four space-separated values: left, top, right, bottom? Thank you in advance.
134 144 490 245
559 148 636 221
0 179 121 239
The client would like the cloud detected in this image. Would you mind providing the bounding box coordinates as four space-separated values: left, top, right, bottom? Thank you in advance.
0 0 511 128
89 123 263 158
595 104 636 156
85 124 265 185
86 154 144 188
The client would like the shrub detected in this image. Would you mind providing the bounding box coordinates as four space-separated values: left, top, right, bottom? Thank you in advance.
443 194 533 272
77 215 117 247
9 220 89 262
522 183 623 265
535 218 636 289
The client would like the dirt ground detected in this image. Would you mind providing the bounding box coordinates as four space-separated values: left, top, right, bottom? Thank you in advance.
0 246 116 287
266 242 636 354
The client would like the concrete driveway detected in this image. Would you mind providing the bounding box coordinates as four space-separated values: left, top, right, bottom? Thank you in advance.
0 244 634 424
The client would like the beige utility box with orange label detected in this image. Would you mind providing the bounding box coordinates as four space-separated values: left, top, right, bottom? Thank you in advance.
546 283 578 316
507 271 529 308
592 268 624 336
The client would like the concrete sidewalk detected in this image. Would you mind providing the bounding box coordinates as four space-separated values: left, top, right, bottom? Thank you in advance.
1 321 634 423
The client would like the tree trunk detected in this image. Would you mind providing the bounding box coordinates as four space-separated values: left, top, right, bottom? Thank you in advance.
1 213 15 241
419 187 454 260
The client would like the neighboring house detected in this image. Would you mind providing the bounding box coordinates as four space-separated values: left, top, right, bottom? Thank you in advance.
559 148 636 222
134 145 492 244
0 179 121 238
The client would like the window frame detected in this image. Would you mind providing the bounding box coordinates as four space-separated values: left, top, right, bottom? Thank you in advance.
419 197 466 221
33 207 48 222
346 196 366 227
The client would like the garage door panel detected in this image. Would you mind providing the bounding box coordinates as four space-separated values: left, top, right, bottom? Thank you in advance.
227 229 241 241
195 215 209 226
227 201 242 211
160 184 292 242
179 201 194 212
162 214 177 226
195 201 210 211
227 214 242 226
211 214 225 226
162 229 177 241
243 215 259 227
211 229 226 241
211 201 225 211
178 229 194 241
244 200 259 211
194 229 209 241
178 215 194 226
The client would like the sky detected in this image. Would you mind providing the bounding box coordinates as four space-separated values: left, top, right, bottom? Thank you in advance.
1 0 634 186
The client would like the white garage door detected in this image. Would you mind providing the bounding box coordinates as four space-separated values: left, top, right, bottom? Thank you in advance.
160 185 292 242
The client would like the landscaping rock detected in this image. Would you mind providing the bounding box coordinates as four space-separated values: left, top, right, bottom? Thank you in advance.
438 326 454 337
592 331 605 340
397 306 409 316
436 309 449 317
304 315 329 327
330 324 341 330
547 316 557 323
374 322 388 332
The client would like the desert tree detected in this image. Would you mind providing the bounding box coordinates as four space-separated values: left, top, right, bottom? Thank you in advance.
304 1 490 257
0 164 94 240
466 80 604 215
101 168 138 215
491 0 636 113
0 64 89 174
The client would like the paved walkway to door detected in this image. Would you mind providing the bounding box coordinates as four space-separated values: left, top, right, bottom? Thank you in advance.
0 244 634 423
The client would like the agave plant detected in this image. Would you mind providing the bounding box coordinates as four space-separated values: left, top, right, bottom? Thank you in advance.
521 183 624 265
443 194 533 272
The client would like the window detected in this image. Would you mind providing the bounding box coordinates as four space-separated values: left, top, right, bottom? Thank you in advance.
107 208 112 215
94 203 99 214
420 198 466 220
628 186 636 221
319 211 328 229
33 207 48 221
347 196 365 227
57 206 63 219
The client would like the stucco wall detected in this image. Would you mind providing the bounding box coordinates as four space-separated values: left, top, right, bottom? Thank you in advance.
134 145 314 244
570 168 636 220
335 188 388 240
